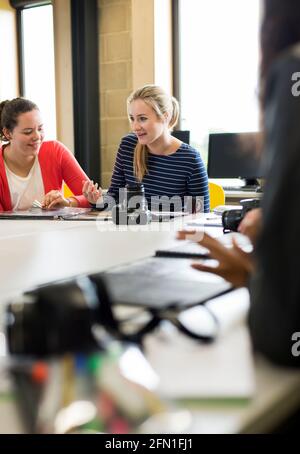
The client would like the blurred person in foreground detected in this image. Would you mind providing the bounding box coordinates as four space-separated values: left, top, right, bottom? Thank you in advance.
179 0 300 367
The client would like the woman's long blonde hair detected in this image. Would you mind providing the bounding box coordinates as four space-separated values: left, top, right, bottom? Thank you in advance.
127 85 180 181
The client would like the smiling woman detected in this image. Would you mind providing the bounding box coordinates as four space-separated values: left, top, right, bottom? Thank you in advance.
88 85 210 213
0 97 98 211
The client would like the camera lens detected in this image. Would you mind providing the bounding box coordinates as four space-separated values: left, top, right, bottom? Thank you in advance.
125 184 147 212
112 184 150 225
222 209 244 232
125 184 145 197
240 198 260 213
6 277 100 356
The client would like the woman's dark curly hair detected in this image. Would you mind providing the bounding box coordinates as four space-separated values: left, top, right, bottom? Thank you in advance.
0 98 38 142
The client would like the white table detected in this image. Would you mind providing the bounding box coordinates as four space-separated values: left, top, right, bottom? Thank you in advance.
0 218 299 434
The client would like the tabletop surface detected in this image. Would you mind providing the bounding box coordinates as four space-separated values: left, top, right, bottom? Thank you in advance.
0 217 299 434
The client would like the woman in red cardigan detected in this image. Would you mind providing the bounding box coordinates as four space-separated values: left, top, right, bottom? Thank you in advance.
0 97 100 211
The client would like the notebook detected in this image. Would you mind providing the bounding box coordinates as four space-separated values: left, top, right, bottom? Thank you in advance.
155 241 209 259
90 256 232 309
62 210 112 221
0 207 92 220
150 211 188 222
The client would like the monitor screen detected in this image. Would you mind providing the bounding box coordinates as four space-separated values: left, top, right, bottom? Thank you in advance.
171 130 190 144
207 132 263 185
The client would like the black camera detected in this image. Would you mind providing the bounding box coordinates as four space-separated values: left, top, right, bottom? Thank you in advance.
5 276 120 356
112 184 151 225
222 198 260 232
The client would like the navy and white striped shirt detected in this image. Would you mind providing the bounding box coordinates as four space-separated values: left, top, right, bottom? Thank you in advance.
107 133 210 212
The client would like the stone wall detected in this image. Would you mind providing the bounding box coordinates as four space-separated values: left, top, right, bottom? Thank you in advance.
98 0 133 188
98 0 172 188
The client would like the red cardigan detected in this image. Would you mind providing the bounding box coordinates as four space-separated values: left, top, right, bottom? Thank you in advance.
0 140 91 211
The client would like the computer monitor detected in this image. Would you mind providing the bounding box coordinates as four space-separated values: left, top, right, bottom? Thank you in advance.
207 132 263 187
171 130 190 144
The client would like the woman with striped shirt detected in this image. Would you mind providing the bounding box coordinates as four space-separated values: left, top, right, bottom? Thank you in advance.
84 85 209 212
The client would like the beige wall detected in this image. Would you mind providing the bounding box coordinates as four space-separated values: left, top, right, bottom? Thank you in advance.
131 0 155 89
0 0 19 100
99 0 172 187
50 0 172 186
99 0 132 187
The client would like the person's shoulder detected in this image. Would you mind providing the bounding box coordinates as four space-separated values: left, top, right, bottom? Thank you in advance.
39 140 54 155
120 133 137 146
118 133 137 154
40 140 62 150
40 140 70 153
178 142 200 159
274 47 300 75
267 44 300 94
280 42 300 64
0 145 4 165
39 141 71 163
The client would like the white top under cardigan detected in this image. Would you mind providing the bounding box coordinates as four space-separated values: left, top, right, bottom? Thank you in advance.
4 158 44 210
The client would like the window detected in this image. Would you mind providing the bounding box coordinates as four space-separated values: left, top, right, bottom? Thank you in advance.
13 0 101 181
19 3 56 139
177 0 260 163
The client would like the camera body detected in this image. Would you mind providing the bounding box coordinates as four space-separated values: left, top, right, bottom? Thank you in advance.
112 184 151 225
5 275 120 356
6 277 99 356
222 198 260 232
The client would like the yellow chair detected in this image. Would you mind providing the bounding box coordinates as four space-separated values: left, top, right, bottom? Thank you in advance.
63 182 74 198
209 182 225 211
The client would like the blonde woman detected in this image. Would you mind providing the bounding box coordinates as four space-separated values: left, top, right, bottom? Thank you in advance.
86 85 209 212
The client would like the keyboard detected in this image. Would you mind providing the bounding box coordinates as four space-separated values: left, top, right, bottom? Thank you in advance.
90 254 232 309
105 256 205 279
155 242 209 259
222 185 259 192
